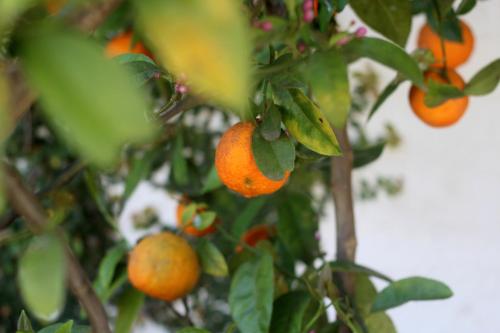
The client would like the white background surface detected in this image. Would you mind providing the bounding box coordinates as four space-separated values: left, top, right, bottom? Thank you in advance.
320 1 500 332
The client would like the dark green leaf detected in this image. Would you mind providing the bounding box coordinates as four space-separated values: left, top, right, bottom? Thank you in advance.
115 54 161 86
19 24 155 167
353 142 386 169
114 53 156 66
252 130 295 181
259 105 282 141
272 86 340 156
318 0 334 32
368 77 402 120
201 165 223 194
349 0 412 46
124 151 155 200
333 0 348 12
84 170 115 226
16 310 34 333
94 242 128 300
196 239 229 277
269 291 311 333
172 134 189 186
229 253 274 333
38 323 90 333
115 287 145 333
194 211 217 230
464 58 500 96
231 198 267 238
424 79 465 107
304 50 350 128
372 276 453 312
342 37 424 87
177 328 211 333
456 0 476 15
277 193 318 263
426 8 463 42
329 261 393 282
18 233 66 322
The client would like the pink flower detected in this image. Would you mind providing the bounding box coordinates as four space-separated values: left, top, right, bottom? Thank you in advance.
260 21 273 32
175 83 188 94
296 41 307 53
355 26 368 38
303 9 315 23
303 0 314 11
336 36 351 46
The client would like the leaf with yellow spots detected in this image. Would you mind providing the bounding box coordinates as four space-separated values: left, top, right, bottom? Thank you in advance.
135 0 252 113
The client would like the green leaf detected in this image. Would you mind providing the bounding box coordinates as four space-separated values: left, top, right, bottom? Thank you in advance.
329 260 393 282
368 77 402 120
424 79 465 107
194 211 216 230
135 0 251 112
84 170 115 226
277 193 318 264
252 130 295 181
272 86 340 156
426 8 463 42
231 198 267 238
229 253 274 333
343 37 424 88
318 0 334 32
353 142 386 169
17 310 34 333
464 58 500 96
114 53 161 86
18 233 66 322
177 328 211 333
181 203 198 226
372 276 453 312
54 321 73 333
196 239 229 277
269 291 311 333
19 24 155 167
38 324 91 333
94 242 128 300
172 134 189 186
115 287 145 333
114 53 156 66
201 165 223 194
456 0 477 15
349 0 412 46
124 151 155 200
259 105 282 141
304 50 351 128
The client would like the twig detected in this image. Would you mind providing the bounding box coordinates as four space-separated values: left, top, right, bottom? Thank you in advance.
330 127 357 333
158 96 201 123
3 162 111 333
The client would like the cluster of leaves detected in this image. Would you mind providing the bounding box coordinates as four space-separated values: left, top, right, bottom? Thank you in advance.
0 0 499 332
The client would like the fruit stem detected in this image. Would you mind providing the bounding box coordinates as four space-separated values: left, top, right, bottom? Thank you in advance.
330 126 357 333
431 0 451 82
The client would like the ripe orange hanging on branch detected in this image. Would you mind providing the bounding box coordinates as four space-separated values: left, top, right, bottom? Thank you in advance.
236 224 276 253
127 232 200 301
417 20 474 68
409 68 469 127
176 199 217 237
105 31 152 58
215 122 289 198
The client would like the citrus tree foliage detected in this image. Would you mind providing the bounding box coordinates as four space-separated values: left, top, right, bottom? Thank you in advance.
0 0 498 333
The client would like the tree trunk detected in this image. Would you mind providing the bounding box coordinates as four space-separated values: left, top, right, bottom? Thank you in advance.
331 126 357 333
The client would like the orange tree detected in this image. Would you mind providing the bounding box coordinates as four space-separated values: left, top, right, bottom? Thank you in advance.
0 0 498 333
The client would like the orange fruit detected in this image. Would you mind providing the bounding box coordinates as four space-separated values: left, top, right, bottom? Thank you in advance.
128 232 200 301
417 20 474 68
409 68 469 127
236 224 275 253
105 31 151 58
45 0 66 14
215 122 289 198
176 201 217 237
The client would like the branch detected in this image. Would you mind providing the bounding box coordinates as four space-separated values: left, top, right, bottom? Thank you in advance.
330 127 357 333
3 163 111 333
158 96 202 123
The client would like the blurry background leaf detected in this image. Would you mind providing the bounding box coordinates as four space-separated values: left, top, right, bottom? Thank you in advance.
0 0 38 34
115 287 145 333
456 0 477 15
464 58 500 96
272 86 340 156
201 165 223 194
16 310 34 333
252 131 295 181
343 38 424 87
38 323 91 333
229 253 274 333
19 24 155 167
304 50 350 128
349 0 412 46
269 291 311 333
177 328 211 333
123 151 155 200
0 73 9 213
259 105 282 141
115 54 162 86
172 134 189 186
18 233 66 322
93 242 127 300
368 77 402 120
231 198 267 238
329 261 392 282
424 80 465 107
353 142 386 169
372 276 453 312
196 239 229 277
135 0 251 112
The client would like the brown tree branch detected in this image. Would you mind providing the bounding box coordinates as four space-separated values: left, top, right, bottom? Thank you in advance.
3 164 111 333
330 127 357 333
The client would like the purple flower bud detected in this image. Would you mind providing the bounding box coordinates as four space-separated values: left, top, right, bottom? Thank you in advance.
260 21 273 32
296 41 307 53
355 26 367 38
336 36 351 46
303 0 314 11
303 9 315 23
175 83 188 94
314 231 321 241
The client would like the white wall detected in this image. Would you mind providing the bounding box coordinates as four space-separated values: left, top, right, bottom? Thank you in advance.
320 1 500 332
